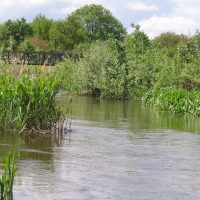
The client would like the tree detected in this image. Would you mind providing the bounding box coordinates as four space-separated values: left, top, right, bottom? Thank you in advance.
49 20 68 51
124 25 152 90
153 32 188 49
68 4 126 41
4 18 33 50
124 24 150 57
80 40 127 98
31 14 53 40
19 40 36 52
0 24 10 51
49 17 88 51
152 32 188 57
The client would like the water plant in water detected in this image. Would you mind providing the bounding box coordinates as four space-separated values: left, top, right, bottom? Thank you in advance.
143 88 200 116
0 153 16 200
0 65 62 134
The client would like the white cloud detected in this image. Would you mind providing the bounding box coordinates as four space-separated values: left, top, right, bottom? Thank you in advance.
139 16 197 38
0 0 114 21
136 0 200 38
61 0 103 6
49 0 117 17
128 2 158 12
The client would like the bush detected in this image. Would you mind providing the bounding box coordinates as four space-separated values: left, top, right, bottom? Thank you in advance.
60 40 127 98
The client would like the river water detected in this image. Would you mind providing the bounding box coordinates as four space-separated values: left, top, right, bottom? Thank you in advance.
1 96 200 200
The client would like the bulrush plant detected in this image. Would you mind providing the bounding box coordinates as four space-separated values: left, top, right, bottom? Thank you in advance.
0 65 62 134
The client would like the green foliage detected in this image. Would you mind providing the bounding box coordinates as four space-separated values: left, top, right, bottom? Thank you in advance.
1 6 200 117
19 40 36 52
0 5 126 52
4 18 33 51
0 66 61 132
61 39 127 98
49 18 88 51
177 40 200 62
124 24 152 90
125 24 150 57
179 60 200 90
143 88 200 116
27 36 51 51
0 153 16 200
31 14 52 40
84 40 126 98
153 32 188 49
60 59 86 93
69 4 126 41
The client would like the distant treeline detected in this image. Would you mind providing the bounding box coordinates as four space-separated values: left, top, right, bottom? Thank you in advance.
0 4 198 55
0 4 126 53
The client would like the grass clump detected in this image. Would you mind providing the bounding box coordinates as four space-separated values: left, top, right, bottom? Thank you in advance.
0 153 16 200
143 88 200 116
0 65 61 133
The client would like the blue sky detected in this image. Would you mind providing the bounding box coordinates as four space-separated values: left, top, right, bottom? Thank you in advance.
0 0 199 38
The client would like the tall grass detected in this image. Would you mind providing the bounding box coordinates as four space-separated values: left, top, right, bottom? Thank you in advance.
0 65 61 133
0 153 16 200
143 88 200 116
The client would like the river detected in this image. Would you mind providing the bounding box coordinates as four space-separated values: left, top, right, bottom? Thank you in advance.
1 95 200 200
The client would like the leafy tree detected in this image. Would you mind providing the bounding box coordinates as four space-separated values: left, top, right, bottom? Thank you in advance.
0 24 10 52
153 32 188 57
19 40 36 52
4 18 33 50
124 24 150 57
153 32 188 49
31 14 53 40
49 17 88 51
124 24 151 91
61 40 127 98
49 20 66 51
25 36 51 51
68 4 126 41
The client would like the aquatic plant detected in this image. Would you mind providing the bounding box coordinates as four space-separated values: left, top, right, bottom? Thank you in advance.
143 88 200 116
0 153 16 200
0 65 62 133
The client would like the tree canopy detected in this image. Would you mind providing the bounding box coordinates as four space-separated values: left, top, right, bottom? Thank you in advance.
4 18 33 50
31 14 53 40
68 4 126 41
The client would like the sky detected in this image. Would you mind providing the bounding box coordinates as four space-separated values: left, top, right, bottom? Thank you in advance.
0 0 199 38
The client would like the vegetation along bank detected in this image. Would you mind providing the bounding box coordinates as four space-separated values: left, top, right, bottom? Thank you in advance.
1 4 200 116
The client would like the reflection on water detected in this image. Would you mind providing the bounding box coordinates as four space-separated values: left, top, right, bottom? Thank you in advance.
59 95 200 134
0 95 200 199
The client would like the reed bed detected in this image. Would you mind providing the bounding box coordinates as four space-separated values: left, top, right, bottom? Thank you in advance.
0 153 16 200
143 88 200 116
0 64 62 133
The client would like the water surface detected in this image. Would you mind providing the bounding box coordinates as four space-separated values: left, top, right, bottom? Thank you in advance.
1 96 200 200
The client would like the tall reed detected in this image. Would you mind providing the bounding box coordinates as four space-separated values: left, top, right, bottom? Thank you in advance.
143 88 200 116
0 153 16 200
0 65 62 133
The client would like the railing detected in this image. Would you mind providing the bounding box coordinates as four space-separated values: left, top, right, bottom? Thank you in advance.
0 51 69 66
